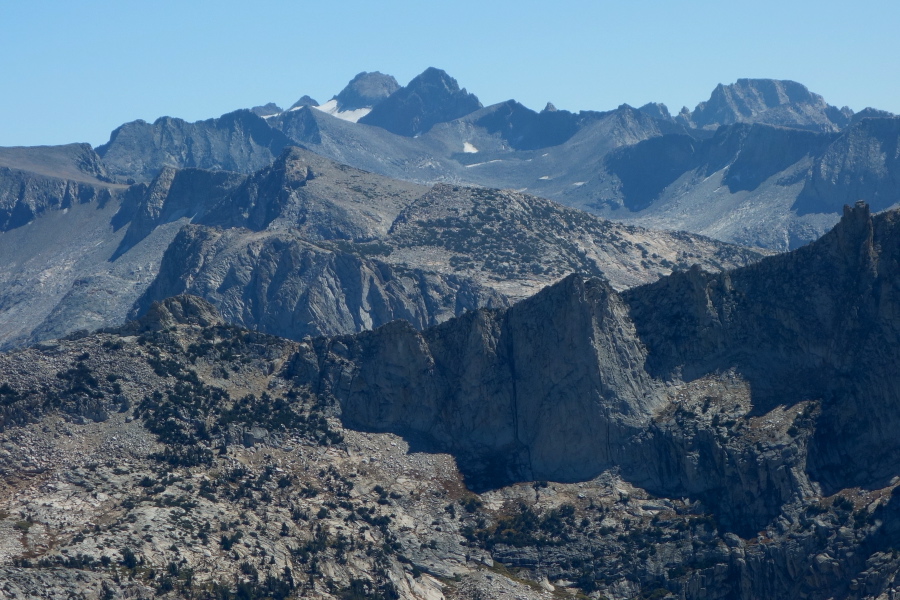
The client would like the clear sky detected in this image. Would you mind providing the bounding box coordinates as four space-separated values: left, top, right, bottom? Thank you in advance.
2 0 898 147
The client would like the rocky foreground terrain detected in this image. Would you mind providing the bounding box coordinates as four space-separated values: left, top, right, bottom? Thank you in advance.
0 202 899 599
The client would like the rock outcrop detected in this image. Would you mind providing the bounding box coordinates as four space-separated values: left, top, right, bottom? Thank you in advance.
112 167 243 257
250 102 283 117
125 293 224 332
293 275 664 489
627 202 900 510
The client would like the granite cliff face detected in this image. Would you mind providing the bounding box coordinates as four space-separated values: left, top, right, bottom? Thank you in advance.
0 144 119 230
113 167 244 257
293 275 664 489
796 116 900 214
626 202 900 495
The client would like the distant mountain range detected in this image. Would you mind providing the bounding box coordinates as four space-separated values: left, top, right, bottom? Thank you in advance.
86 68 898 250
0 67 897 346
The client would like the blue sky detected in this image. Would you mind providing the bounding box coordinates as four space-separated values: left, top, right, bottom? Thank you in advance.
2 0 898 147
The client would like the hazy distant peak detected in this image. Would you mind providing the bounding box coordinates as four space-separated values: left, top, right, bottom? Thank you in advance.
250 102 283 117
850 106 896 124
637 102 672 121
358 67 482 136
333 71 400 111
409 67 464 90
288 95 320 110
686 78 849 132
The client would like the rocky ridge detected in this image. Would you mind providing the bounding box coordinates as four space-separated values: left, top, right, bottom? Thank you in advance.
0 144 121 231
134 225 508 340
96 110 293 184
130 148 764 338
0 143 762 350
283 202 900 532
0 205 899 598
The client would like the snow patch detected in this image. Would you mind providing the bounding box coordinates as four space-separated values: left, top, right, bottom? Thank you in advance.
464 160 504 168
463 142 478 153
312 99 372 123
316 99 339 113
334 107 372 122
572 181 586 186
539 175 551 180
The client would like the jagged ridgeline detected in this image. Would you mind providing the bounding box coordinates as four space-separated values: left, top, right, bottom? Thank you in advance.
1 204 900 599
90 70 899 251
0 144 762 350
2 69 899 352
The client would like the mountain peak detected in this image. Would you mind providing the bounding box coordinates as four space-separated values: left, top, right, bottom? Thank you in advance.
250 102 283 117
410 67 459 88
358 67 482 136
637 102 672 121
333 71 400 111
288 95 320 110
687 78 848 132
